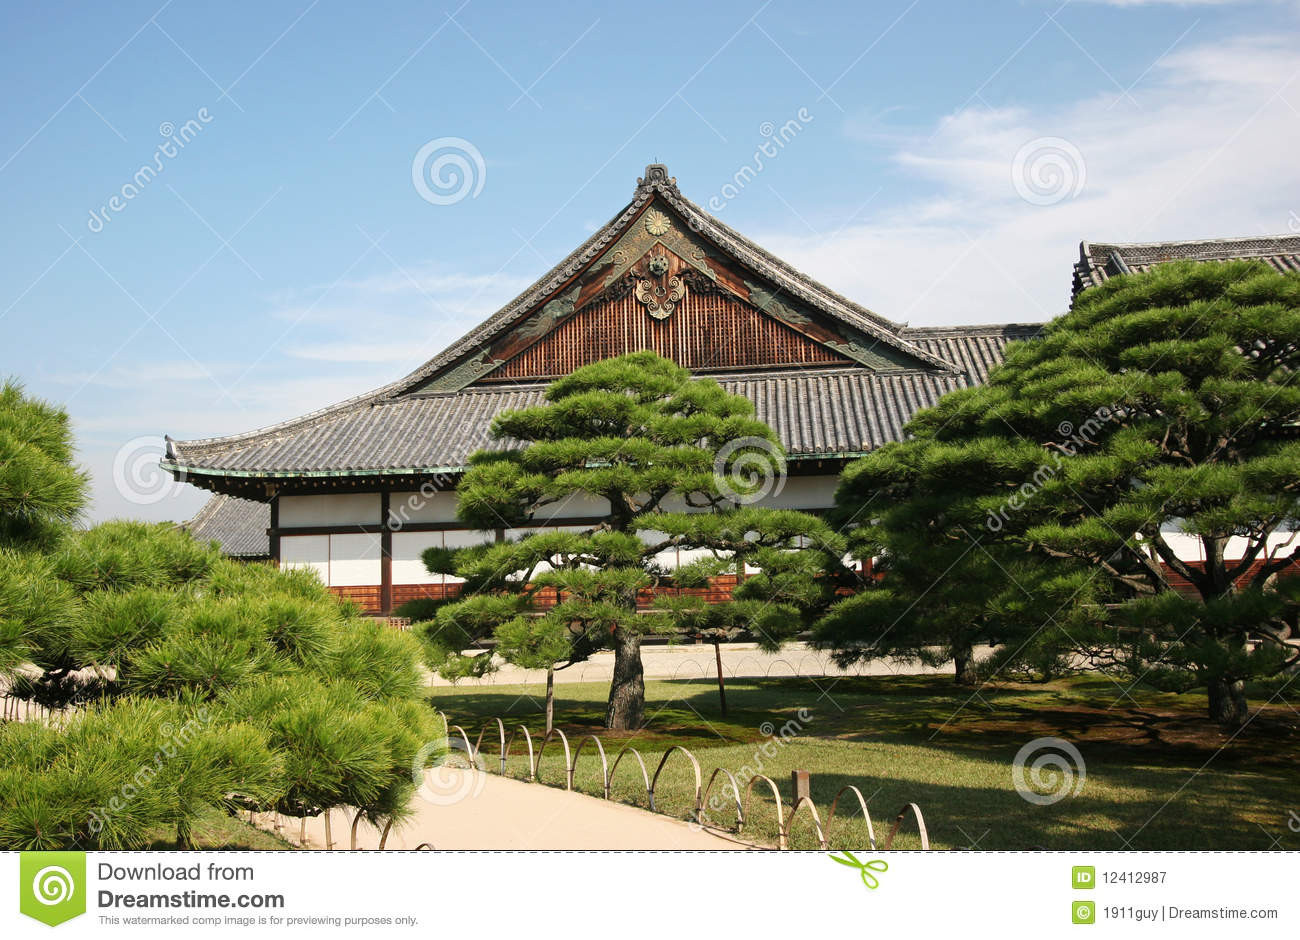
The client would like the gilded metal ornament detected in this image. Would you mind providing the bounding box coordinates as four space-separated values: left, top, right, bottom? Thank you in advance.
635 274 685 320
643 209 671 237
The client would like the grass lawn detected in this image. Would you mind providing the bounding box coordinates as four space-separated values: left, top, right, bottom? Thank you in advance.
428 674 1300 851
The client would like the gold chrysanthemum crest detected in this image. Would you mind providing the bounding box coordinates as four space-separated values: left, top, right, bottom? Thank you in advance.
643 209 671 237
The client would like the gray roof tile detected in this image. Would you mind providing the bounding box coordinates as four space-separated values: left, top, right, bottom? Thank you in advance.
183 494 270 557
182 325 1039 556
173 350 1022 478
1072 234 1300 302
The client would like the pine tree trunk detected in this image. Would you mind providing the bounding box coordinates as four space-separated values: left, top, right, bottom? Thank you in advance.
176 817 194 850
605 628 645 730
545 666 555 735
954 647 978 686
1207 676 1247 728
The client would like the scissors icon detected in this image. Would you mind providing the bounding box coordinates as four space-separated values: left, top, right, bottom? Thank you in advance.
828 851 889 889
1288 810 1300 833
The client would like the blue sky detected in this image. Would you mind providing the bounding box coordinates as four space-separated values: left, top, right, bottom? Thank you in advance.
2 0 1298 524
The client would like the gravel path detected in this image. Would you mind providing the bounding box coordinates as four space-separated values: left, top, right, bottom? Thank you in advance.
274 769 743 850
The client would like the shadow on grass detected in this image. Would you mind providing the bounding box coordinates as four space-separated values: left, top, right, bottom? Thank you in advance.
428 673 1300 850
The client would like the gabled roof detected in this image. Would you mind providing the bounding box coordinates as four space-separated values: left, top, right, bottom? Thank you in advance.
1072 234 1300 302
388 164 963 389
166 165 1059 511
166 165 965 478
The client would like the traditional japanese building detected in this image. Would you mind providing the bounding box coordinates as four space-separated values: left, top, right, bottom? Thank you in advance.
173 168 1298 613
169 165 1037 611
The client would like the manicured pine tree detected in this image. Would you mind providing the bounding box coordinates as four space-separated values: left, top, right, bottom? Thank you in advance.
419 351 836 730
0 380 87 552
822 260 1300 725
0 379 442 848
818 430 1101 685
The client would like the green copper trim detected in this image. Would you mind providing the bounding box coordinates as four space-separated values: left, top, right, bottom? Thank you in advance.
162 450 866 482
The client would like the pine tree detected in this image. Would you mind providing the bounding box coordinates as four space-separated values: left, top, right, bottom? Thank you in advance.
818 435 1100 684
822 261 1300 725
0 380 87 551
418 351 833 730
0 382 442 848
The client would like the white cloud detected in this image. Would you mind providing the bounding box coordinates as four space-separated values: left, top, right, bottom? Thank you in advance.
759 33 1300 325
266 263 532 364
49 360 240 390
72 259 534 520
336 268 531 300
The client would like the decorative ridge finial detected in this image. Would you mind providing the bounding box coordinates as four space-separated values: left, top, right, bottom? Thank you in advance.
636 163 676 194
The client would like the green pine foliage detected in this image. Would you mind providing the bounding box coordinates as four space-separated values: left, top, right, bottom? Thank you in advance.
0 380 87 550
0 382 442 849
0 697 280 850
821 261 1300 723
413 352 844 729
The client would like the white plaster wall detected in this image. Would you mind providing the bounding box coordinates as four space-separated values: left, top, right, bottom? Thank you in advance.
328 533 382 586
275 474 841 587
1226 529 1298 563
504 526 556 576
388 489 460 525
280 493 380 527
753 475 838 510
392 531 443 585
533 492 611 521
637 528 678 571
1151 523 1298 563
658 474 838 513
280 534 328 582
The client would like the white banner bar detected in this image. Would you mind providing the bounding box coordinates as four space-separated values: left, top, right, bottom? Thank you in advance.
3 850 1294 937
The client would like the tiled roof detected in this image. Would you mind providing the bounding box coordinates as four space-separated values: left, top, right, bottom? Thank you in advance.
172 369 942 474
183 494 270 557
172 324 1041 479
164 166 962 475
901 324 1041 384
1072 234 1300 302
181 324 1043 557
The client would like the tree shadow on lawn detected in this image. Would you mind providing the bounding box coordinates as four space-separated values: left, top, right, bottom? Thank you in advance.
430 674 1300 773
783 767 1297 851
427 683 766 749
429 678 1299 851
659 674 1300 769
